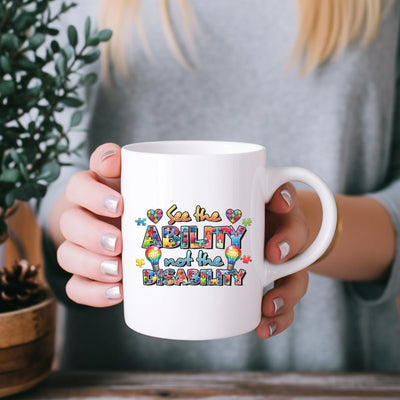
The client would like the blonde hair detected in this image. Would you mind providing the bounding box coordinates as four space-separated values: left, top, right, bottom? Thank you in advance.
100 0 387 80
292 0 387 74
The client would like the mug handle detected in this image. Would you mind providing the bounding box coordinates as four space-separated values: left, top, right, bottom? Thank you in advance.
262 167 337 286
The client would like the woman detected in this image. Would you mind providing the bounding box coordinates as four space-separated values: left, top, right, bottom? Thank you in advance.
42 0 399 370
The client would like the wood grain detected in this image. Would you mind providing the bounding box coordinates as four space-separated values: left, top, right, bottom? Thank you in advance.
10 371 400 399
0 331 54 372
0 296 56 398
0 296 56 348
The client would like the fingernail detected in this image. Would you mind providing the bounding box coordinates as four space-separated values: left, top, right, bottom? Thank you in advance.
100 233 117 252
100 259 119 276
269 322 278 337
101 150 116 162
105 285 121 299
280 189 292 207
273 297 285 314
103 196 119 213
278 241 290 259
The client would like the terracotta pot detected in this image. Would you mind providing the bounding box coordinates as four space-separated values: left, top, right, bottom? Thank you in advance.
0 293 56 397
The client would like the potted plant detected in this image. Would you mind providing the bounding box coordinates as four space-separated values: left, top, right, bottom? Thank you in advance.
0 0 111 396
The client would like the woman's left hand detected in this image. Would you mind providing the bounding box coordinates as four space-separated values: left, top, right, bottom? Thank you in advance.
255 183 310 338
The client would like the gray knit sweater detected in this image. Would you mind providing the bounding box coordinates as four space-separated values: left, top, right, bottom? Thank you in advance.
41 0 400 371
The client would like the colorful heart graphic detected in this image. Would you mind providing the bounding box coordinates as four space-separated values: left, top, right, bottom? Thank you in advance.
226 209 242 224
147 209 163 223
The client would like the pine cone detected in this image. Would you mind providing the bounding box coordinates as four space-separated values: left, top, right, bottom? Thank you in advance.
0 260 46 313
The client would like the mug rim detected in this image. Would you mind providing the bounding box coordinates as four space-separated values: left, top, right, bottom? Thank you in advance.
122 140 265 156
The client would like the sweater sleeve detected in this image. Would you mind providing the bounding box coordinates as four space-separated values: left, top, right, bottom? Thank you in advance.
348 22 400 305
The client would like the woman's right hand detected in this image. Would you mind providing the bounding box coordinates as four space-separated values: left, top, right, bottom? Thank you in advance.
57 143 124 307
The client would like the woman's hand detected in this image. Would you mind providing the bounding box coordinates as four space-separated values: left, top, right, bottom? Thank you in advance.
255 184 310 338
57 143 124 307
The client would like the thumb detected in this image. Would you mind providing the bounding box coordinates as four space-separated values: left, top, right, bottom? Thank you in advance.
89 143 121 179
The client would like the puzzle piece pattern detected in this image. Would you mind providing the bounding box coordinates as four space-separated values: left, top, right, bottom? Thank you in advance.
135 218 147 226
243 218 252 226
226 208 242 223
136 259 145 267
147 208 163 223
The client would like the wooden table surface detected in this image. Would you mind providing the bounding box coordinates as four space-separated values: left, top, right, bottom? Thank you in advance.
8 371 400 399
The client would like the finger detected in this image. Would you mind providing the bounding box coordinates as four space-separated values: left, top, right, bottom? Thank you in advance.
89 143 121 179
66 171 123 218
265 210 309 263
60 207 122 256
261 270 309 317
57 241 121 283
254 310 295 339
266 183 296 214
66 275 123 307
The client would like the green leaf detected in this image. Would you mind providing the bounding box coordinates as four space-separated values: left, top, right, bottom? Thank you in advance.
60 2 78 13
26 85 42 98
86 35 100 47
28 121 36 133
0 79 15 96
0 169 20 183
34 55 46 68
84 16 91 42
62 45 74 60
80 48 101 64
67 25 78 48
55 54 66 75
14 11 36 31
9 149 21 165
14 56 37 70
36 1 48 13
1 34 19 52
70 110 83 127
8 150 29 181
39 26 59 36
79 72 98 85
5 191 15 208
45 49 53 62
54 122 63 133
54 104 64 112
0 56 11 73
41 72 56 86
61 2 68 13
51 40 60 53
56 139 70 152
36 161 61 182
98 29 113 42
28 33 45 50
13 183 47 202
61 96 84 107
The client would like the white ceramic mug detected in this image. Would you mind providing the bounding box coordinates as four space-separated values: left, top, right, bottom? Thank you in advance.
121 141 337 340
